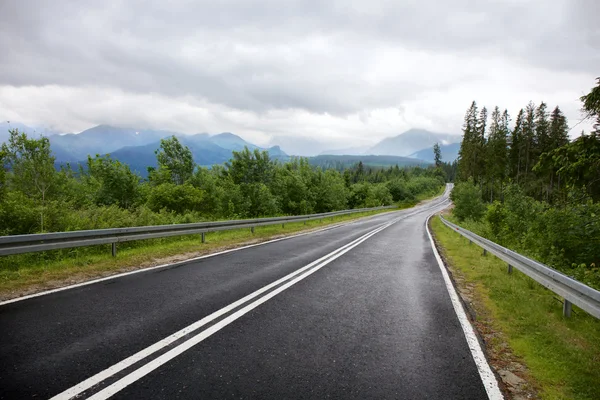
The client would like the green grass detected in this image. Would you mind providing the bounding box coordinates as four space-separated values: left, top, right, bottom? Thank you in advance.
430 216 600 400
0 209 394 299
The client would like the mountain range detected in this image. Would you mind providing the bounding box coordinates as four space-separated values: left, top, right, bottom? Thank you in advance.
0 123 461 174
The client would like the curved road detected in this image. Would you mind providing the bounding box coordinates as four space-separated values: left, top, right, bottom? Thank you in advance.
0 185 498 399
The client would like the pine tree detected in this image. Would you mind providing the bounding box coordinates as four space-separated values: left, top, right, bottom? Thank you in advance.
457 101 478 182
474 106 488 185
549 106 569 150
535 102 551 156
485 107 509 201
433 142 442 167
508 109 524 183
522 102 536 184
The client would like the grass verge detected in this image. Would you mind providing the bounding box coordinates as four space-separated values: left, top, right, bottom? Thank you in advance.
0 209 394 301
430 215 600 400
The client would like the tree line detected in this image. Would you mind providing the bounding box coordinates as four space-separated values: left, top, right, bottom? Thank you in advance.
452 78 600 289
0 131 445 235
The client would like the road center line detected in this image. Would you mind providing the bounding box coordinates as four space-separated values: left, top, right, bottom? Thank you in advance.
85 220 393 400
51 216 397 400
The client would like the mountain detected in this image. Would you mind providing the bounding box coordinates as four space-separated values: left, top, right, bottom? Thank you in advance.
48 125 177 161
0 122 61 144
366 129 460 157
309 154 430 170
85 133 288 176
318 146 369 156
409 142 461 163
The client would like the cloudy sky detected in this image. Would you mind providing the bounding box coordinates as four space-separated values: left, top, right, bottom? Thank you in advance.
0 0 598 154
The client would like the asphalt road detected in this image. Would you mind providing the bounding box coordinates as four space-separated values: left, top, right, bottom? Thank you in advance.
0 186 494 399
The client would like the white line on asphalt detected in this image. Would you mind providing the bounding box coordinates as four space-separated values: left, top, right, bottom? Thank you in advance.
426 215 504 400
0 213 392 307
85 220 395 400
51 217 398 400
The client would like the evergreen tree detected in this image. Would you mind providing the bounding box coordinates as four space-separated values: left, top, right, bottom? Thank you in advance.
535 102 551 156
433 142 442 167
508 109 524 183
457 101 478 182
549 106 569 149
486 107 508 201
522 102 536 184
474 106 488 185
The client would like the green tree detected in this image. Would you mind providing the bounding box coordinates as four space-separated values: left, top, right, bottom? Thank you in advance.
86 154 141 208
433 142 442 167
508 108 525 183
1 129 56 231
457 101 479 182
485 107 508 201
152 136 194 185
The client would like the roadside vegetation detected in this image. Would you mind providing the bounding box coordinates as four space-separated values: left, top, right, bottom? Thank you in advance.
0 132 444 236
431 217 600 399
432 77 600 399
449 77 600 290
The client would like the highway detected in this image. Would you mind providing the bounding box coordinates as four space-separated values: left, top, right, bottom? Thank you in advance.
0 185 501 399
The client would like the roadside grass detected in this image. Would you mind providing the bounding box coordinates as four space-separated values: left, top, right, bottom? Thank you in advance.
0 209 394 300
430 216 600 400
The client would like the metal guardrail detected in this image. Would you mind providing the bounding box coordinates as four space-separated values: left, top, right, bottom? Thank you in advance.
0 206 395 257
439 215 600 319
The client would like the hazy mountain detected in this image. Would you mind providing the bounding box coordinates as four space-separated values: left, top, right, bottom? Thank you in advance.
409 142 461 163
366 129 460 157
48 125 177 161
0 121 61 144
318 146 369 156
87 133 288 176
310 154 430 170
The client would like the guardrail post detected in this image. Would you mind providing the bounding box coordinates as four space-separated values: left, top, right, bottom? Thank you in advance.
563 300 572 317
111 242 117 257
282 223 285 228
251 227 255 234
507 264 513 274
201 232 205 243
482 249 487 256
304 220 306 225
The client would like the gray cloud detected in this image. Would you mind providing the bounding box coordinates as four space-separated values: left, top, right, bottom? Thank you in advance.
0 0 597 149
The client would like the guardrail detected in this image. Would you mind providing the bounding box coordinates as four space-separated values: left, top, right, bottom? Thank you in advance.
439 215 600 319
0 206 396 257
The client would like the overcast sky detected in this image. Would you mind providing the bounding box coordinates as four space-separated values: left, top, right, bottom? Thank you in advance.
0 0 597 153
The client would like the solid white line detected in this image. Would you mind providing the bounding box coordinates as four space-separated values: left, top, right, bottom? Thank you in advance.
425 215 504 400
1 212 393 307
85 220 393 400
50 218 395 400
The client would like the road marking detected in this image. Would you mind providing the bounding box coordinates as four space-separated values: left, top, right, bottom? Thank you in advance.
0 213 392 307
426 215 504 400
51 217 397 400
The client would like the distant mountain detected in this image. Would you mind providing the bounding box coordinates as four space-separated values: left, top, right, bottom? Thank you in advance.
88 133 288 176
409 142 461 163
367 129 461 157
0 122 61 144
48 125 177 161
318 146 369 156
309 154 430 170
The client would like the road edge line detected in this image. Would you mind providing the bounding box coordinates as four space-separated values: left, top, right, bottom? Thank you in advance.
425 214 504 400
